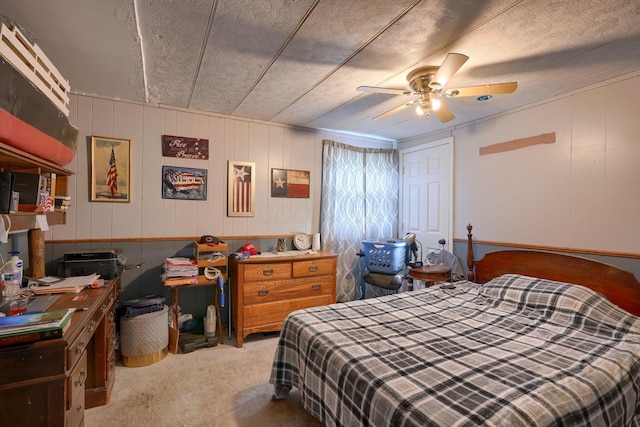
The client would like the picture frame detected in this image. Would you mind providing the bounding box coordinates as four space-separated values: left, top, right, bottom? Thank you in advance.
162 166 207 200
227 161 255 217
91 136 131 202
271 168 310 198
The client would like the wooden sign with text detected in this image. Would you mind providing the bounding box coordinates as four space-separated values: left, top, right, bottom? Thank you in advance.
162 135 209 160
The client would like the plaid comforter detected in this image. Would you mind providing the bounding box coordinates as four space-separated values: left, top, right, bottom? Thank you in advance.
270 274 640 426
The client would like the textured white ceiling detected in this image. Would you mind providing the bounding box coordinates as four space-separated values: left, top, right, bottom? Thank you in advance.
2 0 640 142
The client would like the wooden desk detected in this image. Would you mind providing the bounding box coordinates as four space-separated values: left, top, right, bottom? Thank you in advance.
0 277 121 427
408 265 452 288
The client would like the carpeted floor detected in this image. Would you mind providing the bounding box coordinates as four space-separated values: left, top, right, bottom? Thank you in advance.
85 333 324 427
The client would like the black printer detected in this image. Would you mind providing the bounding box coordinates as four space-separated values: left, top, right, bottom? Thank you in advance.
58 249 121 279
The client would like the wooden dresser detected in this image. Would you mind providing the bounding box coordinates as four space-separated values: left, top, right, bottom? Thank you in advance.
230 251 337 348
0 276 121 426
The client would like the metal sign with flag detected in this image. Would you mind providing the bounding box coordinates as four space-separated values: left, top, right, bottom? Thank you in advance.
227 161 255 217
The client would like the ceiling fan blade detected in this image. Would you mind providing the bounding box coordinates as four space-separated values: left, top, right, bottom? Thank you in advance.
445 82 518 98
373 99 418 120
433 101 455 123
430 53 469 90
357 86 413 96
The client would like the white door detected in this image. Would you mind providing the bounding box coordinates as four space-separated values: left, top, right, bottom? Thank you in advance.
400 137 453 262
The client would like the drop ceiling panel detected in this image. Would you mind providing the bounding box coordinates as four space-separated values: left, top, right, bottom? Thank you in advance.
0 0 639 142
188 0 317 114
136 0 215 107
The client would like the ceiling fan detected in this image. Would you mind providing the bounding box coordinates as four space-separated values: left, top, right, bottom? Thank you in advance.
357 53 517 123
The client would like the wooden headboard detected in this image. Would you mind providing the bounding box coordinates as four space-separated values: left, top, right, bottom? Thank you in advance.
466 224 640 316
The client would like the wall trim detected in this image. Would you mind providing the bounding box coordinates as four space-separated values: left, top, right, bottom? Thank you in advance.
46 234 297 244
453 238 640 260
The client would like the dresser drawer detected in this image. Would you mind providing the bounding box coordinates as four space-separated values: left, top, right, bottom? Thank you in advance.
243 294 336 327
243 262 291 281
243 275 334 304
293 258 335 278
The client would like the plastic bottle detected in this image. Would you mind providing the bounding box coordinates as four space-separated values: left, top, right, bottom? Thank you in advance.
204 305 216 337
4 252 23 299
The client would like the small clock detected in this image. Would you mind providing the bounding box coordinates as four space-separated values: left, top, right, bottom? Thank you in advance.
293 233 311 251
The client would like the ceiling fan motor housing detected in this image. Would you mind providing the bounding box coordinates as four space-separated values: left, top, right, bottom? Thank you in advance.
407 66 439 93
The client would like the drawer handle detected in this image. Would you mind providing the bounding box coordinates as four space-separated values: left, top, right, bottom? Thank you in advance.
258 290 269 297
75 340 86 354
88 320 97 333
308 266 318 272
74 368 87 387
312 284 321 290
262 269 274 276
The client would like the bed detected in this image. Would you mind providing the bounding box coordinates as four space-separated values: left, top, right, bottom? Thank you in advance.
270 225 640 426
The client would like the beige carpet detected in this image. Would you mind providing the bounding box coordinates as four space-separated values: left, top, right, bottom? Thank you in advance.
85 334 324 427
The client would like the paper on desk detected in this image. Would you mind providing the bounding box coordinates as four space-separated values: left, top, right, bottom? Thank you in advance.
32 273 100 294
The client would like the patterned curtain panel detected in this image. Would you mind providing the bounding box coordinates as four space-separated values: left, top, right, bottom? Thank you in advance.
320 140 399 302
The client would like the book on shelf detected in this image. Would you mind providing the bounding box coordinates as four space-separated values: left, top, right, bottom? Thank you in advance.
0 308 75 346
54 195 71 211
38 172 56 212
12 171 42 206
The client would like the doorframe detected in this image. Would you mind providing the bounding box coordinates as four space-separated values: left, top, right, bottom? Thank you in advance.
398 136 454 252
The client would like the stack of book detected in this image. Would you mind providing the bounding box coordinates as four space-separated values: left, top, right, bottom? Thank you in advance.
0 307 75 347
162 257 198 286
54 195 71 211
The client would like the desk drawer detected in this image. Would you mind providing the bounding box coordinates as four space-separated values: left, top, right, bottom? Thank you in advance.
67 307 103 369
243 275 334 305
66 351 87 427
243 262 291 281
293 258 335 277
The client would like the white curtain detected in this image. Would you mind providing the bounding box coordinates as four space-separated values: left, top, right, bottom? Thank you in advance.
320 140 399 302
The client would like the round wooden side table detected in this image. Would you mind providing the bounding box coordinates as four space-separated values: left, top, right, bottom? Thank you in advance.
408 264 452 289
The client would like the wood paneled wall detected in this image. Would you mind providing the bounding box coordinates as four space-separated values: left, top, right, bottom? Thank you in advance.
45 95 391 242
405 71 640 256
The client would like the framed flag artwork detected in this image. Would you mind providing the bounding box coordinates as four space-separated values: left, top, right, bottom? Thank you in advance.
90 136 131 202
227 160 255 217
271 168 310 198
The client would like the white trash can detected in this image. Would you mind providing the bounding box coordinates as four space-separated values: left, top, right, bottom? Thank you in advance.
120 305 169 367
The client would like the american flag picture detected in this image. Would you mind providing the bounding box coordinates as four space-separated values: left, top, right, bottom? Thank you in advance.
228 161 255 216
106 147 118 197
91 136 130 202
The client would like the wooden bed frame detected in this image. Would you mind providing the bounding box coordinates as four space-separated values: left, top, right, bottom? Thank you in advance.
466 224 640 316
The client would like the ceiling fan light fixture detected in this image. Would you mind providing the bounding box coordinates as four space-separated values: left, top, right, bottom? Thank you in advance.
416 105 425 115
431 98 441 111
418 98 432 115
